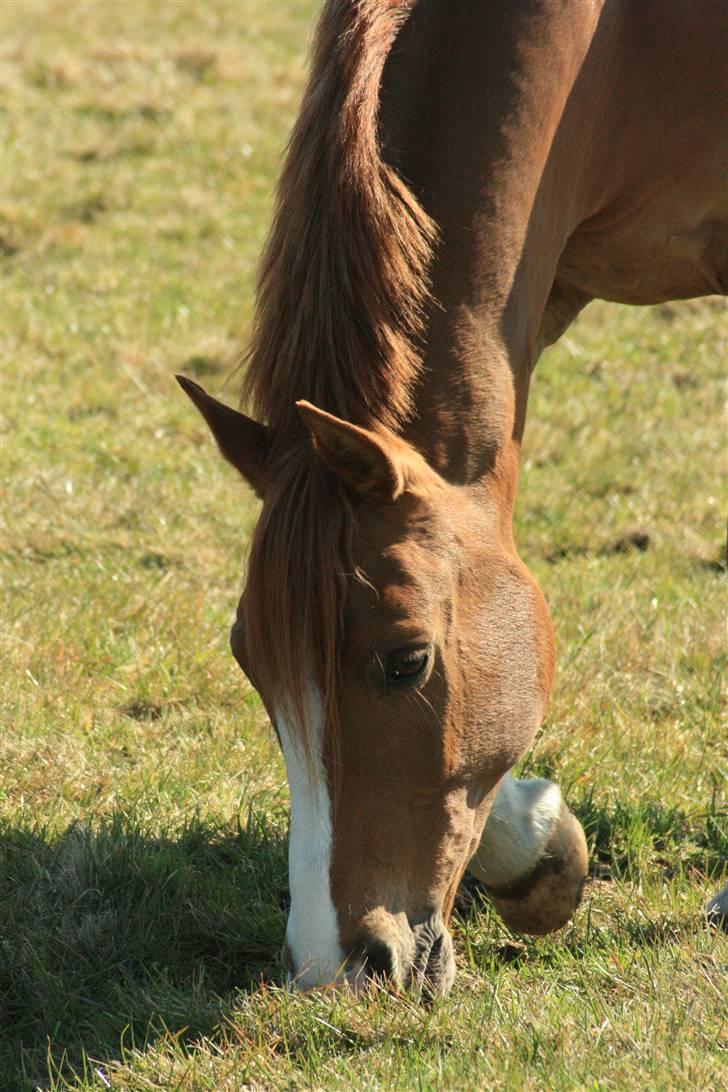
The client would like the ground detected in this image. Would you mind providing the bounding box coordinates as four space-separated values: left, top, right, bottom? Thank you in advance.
1 2 726 1089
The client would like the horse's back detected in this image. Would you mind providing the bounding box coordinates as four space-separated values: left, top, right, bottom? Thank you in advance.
556 0 728 304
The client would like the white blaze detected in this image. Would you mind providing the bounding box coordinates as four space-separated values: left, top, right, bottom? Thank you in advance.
275 687 346 988
471 772 563 888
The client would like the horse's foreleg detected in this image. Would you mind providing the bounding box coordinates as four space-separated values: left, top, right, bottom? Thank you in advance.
468 773 589 935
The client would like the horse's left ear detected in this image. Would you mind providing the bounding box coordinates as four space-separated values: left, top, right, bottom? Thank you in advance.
176 375 272 497
296 400 407 503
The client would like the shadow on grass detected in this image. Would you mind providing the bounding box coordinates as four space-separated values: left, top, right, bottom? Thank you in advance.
0 811 288 1089
574 789 727 881
2 795 725 1088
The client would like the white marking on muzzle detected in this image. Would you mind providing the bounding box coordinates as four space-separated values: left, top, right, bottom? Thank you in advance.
275 686 346 989
470 772 563 888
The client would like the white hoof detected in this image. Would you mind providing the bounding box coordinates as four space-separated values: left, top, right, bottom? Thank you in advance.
469 775 589 936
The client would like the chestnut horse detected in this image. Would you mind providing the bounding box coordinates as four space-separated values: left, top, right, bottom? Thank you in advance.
179 0 727 993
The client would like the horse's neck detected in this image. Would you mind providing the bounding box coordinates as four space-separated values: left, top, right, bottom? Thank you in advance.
380 0 604 489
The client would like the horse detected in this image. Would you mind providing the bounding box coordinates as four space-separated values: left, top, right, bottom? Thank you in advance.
177 0 728 994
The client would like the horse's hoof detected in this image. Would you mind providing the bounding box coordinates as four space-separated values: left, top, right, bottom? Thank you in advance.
705 882 728 932
477 803 589 936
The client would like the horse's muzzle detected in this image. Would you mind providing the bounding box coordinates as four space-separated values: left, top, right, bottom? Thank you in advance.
353 909 456 997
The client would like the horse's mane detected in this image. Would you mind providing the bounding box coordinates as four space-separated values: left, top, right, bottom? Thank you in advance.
240 0 435 767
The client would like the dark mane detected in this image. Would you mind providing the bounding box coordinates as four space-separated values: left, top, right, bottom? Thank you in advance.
240 0 435 760
241 0 435 435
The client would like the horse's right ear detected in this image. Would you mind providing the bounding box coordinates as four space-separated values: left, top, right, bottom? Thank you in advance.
176 375 272 497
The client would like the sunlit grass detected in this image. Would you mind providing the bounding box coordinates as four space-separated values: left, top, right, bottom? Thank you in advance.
1 2 726 1089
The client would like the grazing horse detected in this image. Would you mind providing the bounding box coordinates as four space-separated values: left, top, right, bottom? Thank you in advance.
178 0 728 994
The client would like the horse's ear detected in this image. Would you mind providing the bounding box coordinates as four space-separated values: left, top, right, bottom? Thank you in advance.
296 400 405 502
176 375 271 497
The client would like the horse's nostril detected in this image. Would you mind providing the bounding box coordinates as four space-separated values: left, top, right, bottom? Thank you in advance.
360 937 395 980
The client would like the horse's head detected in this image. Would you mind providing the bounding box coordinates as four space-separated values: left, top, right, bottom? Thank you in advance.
179 377 555 995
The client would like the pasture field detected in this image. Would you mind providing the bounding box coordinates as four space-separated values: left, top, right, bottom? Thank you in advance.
1 2 726 1089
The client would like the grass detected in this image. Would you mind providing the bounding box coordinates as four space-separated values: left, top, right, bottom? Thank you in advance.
1 1 726 1088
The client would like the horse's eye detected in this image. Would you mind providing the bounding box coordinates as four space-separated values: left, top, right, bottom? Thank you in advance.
386 646 430 688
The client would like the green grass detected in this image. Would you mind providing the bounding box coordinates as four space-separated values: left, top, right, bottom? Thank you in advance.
1 1 726 1089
